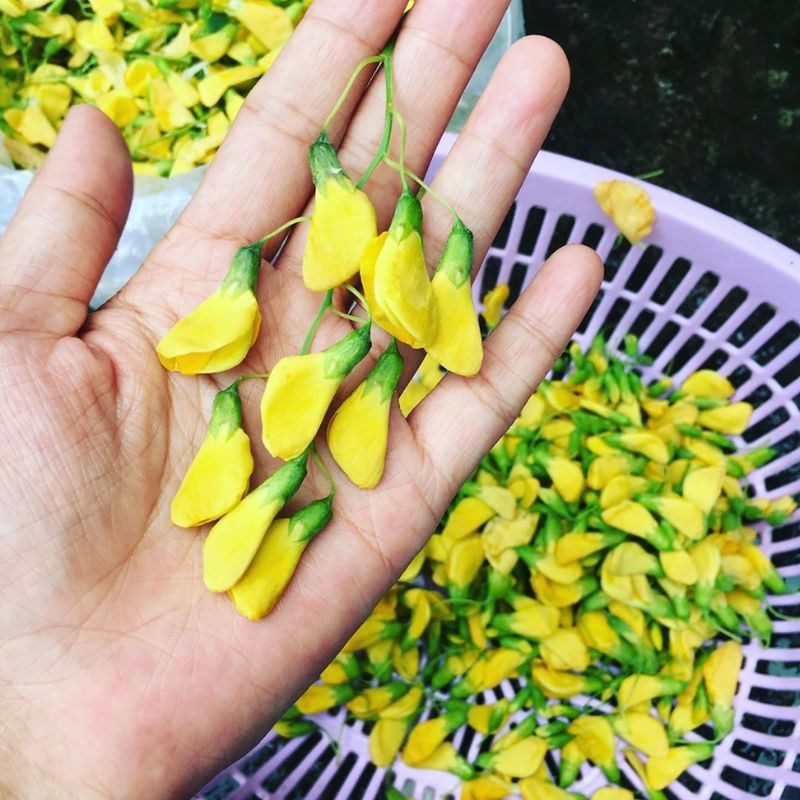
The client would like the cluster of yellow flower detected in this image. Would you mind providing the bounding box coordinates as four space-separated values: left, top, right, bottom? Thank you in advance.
284 332 793 799
0 0 308 173
154 40 486 621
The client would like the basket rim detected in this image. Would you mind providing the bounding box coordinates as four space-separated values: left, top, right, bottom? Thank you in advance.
436 131 800 280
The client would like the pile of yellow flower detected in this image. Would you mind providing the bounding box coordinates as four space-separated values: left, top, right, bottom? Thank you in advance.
283 331 794 800
154 37 487 621
0 0 309 174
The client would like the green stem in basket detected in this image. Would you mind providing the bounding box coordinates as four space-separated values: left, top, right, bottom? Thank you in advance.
321 54 384 134
256 215 310 248
300 289 334 355
357 39 396 189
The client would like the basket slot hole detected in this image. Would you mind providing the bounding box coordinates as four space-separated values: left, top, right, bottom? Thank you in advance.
650 257 692 305
598 297 630 339
317 753 358 800
577 289 604 335
478 255 502 297
644 321 681 363
202 774 240 800
776 353 800 388
754 320 800 366
545 214 576 258
240 736 291 777
702 286 748 332
346 762 377 799
603 236 632 282
493 203 516 249
582 222 605 249
627 308 656 340
780 784 800 800
728 302 777 348
286 743 337 799
732 737 787 767
743 406 790 443
771 548 800 570
772 430 800 458
261 732 322 793
698 348 729 372
795 391 800 412
519 206 546 256
676 770 702 793
773 521 800 544
720 765 775 797
743 384 774 409
771 464 800 493
505 262 529 307
666 333 705 375
624 245 663 292
728 364 753 389
676 270 720 318
741 712 797 737
794 754 800 774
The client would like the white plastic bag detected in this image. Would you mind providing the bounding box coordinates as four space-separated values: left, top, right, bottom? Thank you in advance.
0 2 524 308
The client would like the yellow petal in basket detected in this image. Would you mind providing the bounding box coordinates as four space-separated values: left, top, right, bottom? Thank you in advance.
593 179 655 243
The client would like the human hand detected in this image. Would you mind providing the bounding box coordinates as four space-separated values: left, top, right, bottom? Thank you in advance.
0 1 601 797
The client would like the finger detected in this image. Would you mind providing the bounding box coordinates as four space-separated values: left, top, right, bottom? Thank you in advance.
275 0 513 276
0 106 132 338
165 0 407 249
411 244 604 498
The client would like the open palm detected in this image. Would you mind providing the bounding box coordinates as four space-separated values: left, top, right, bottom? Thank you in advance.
0 1 601 797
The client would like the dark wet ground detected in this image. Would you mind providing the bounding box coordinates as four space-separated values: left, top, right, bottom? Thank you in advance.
524 0 800 252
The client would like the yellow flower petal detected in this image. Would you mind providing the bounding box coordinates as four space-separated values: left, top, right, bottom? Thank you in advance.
594 179 655 243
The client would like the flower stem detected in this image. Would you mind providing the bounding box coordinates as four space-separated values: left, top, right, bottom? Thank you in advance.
356 39 396 189
237 372 270 382
344 282 369 316
384 157 460 222
256 215 310 249
312 444 336 497
301 289 334 355
322 55 384 134
332 309 369 326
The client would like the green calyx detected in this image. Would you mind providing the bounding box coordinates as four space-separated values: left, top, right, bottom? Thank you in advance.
323 324 372 379
221 242 262 295
309 132 348 188
435 218 474 288
289 495 334 543
389 188 423 241
363 339 404 403
208 382 244 438
258 451 309 506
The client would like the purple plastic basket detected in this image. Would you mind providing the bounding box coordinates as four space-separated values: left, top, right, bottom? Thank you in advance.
197 134 800 800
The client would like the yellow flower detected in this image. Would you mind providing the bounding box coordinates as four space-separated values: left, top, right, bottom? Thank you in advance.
402 708 465 766
520 777 580 800
645 744 714 790
681 464 725 514
427 219 483 376
593 179 655 243
467 700 510 735
618 674 683 709
442 496 495 540
412 742 475 778
299 138 377 291
601 500 670 549
369 717 409 767
461 775 513 800
96 89 140 127
171 383 253 527
156 244 262 375
532 663 597 698
493 597 560 639
481 284 509 329
555 531 618 564
368 190 437 348
567 716 616 777
202 452 308 592
604 541 660 576
398 353 442 416
697 402 752 435
483 736 547 778
538 450 584 503
3 105 57 148
228 497 332 620
459 648 528 694
591 790 635 800
347 682 408 718
445 535 485 592
295 682 354 715
540 628 590 672
342 615 401 653
599 475 648 508
612 712 669 757
75 19 115 52
660 549 698 585
261 325 371 460
235 1 293 49
702 640 743 736
681 369 734 399
189 25 236 63
482 513 537 574
587 454 629 490
327 341 403 488
198 64 264 107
